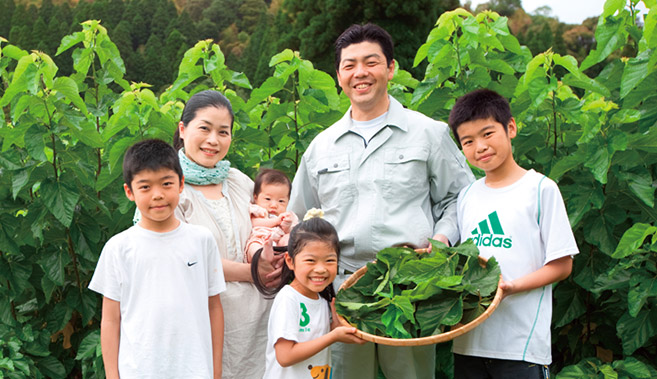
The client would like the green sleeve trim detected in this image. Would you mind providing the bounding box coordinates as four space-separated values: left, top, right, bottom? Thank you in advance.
462 181 475 199
522 286 546 361
537 176 547 225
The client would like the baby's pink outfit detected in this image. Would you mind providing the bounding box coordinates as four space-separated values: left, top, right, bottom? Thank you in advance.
245 204 298 261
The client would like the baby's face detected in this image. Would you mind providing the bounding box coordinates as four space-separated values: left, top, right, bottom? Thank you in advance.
254 183 290 216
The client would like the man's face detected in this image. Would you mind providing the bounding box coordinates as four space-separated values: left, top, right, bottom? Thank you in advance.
337 41 394 120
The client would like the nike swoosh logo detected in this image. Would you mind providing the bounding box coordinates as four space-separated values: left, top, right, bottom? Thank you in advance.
187 262 197 267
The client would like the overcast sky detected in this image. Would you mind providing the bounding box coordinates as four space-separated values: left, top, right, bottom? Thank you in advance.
465 0 649 24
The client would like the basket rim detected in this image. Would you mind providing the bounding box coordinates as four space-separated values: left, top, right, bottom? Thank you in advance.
336 257 504 346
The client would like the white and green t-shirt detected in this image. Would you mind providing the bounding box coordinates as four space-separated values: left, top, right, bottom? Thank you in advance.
452 169 579 365
264 285 331 379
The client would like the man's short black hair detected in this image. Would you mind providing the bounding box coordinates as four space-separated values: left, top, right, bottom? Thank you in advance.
123 139 183 190
335 23 394 71
449 89 513 143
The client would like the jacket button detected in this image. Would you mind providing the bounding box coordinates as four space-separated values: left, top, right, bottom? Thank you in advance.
333 163 338 168
399 155 404 160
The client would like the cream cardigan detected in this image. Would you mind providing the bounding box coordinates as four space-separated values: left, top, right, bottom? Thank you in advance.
176 168 272 379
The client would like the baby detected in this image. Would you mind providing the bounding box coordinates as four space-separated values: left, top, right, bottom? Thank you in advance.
245 169 298 262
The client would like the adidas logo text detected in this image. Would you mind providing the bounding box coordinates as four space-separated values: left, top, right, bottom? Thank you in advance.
470 211 513 249
472 234 513 248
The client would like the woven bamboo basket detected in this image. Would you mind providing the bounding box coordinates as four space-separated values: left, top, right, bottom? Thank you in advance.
336 254 504 346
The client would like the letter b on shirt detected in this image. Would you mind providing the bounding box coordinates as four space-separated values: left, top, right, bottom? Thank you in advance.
299 303 310 327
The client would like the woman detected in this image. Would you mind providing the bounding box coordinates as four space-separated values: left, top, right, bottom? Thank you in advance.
173 90 281 378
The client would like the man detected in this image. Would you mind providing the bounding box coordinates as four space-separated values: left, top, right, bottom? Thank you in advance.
288 23 474 379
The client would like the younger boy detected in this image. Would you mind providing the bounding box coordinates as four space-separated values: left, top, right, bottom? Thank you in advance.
245 168 298 262
449 89 578 378
89 139 226 379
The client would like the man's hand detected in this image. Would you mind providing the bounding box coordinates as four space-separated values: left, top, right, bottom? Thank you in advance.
427 233 450 251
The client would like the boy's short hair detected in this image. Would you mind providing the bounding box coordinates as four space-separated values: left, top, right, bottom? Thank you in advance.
449 89 513 142
335 23 394 71
123 139 183 190
253 169 292 198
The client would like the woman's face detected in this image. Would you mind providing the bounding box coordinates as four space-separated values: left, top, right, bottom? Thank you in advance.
179 106 232 168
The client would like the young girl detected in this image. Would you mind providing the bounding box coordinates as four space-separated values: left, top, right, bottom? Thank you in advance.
245 169 299 262
252 212 364 378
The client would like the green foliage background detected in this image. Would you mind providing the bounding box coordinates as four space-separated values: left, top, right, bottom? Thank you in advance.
1 0 656 377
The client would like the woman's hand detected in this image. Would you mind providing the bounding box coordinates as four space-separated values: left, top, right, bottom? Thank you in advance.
257 236 285 287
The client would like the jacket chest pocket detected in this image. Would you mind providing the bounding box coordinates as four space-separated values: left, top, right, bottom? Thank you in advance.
315 153 354 210
382 147 429 196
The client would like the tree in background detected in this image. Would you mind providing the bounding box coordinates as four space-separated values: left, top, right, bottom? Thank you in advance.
150 0 178 40
219 23 248 68
477 0 521 16
265 0 460 76
9 4 32 48
40 0 54 23
474 0 595 63
0 0 604 91
186 0 211 21
562 18 596 62
240 9 279 86
162 10 197 44
32 17 49 53
164 29 189 80
143 34 169 91
239 0 267 33
105 0 126 29
0 0 15 37
203 0 241 32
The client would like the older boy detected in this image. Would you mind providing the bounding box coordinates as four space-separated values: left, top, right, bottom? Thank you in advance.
449 89 578 378
89 139 225 378
289 23 474 379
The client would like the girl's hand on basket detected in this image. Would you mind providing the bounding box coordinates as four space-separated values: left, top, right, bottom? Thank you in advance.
330 298 341 329
329 299 365 344
329 326 366 345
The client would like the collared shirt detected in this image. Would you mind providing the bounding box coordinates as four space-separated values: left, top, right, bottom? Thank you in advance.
289 96 474 271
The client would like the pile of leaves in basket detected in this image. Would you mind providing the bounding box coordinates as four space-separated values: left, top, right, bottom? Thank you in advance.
335 240 501 339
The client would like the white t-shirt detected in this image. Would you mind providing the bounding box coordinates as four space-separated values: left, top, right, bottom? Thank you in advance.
351 112 388 144
263 285 331 379
89 223 226 378
452 170 578 365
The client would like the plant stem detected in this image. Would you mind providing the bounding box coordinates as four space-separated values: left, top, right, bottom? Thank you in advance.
2 252 17 320
50 132 58 180
66 228 83 292
293 71 299 168
453 28 463 79
94 60 102 198
552 90 557 156
43 97 59 181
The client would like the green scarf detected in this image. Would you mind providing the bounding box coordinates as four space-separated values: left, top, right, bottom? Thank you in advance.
178 148 230 185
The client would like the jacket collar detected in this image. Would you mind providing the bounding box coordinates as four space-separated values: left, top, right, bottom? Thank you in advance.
332 95 408 142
